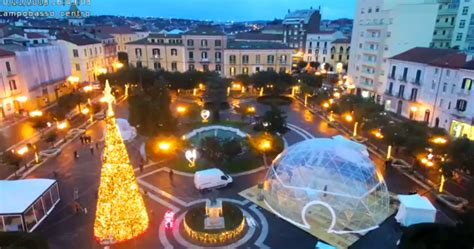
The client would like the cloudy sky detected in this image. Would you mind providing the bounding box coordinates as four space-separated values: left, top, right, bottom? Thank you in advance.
2 0 355 21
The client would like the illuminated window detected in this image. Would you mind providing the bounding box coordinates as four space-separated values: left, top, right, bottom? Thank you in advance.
462 78 472 90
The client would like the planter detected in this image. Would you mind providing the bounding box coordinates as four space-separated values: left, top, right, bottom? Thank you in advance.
39 148 62 158
436 194 469 212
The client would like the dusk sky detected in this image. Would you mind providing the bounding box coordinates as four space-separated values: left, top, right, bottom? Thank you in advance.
2 0 355 21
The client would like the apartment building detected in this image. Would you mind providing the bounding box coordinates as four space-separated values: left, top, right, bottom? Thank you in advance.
58 34 106 83
85 33 118 74
0 42 71 110
223 41 293 77
282 8 321 52
383 47 474 139
431 0 474 51
348 0 439 102
332 38 351 66
182 26 227 73
304 31 347 65
0 48 22 118
126 33 186 72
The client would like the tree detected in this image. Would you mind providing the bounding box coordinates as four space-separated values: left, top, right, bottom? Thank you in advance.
234 74 252 87
199 136 223 163
29 116 49 135
203 75 228 122
44 131 58 147
297 73 323 88
0 232 49 249
255 105 288 134
128 80 176 137
398 223 467 249
222 138 242 160
57 92 85 115
443 137 474 176
309 61 320 69
296 61 308 71
2 150 23 176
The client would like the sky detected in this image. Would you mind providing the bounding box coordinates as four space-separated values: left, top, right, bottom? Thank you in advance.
2 0 355 21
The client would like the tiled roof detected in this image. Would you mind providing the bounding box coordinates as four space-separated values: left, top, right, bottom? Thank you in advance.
25 32 47 39
235 33 283 42
391 47 467 68
0 48 15 57
184 26 225 36
58 34 101 46
461 60 474 70
149 33 182 39
227 41 291 50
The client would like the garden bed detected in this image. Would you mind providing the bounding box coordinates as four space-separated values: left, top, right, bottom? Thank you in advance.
257 95 292 106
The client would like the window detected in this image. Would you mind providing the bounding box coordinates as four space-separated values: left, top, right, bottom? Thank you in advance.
398 85 405 98
75 63 80 71
439 98 444 108
171 49 178 56
390 65 396 78
201 52 208 60
256 67 260 72
451 84 456 94
171 62 177 71
242 67 249 74
187 39 194 46
135 48 142 57
73 49 79 57
189 64 195 71
154 62 161 70
462 78 473 90
462 6 469 15
203 64 209 72
201 39 208 47
5 61 11 72
388 82 393 94
24 207 37 231
456 99 468 111
215 52 221 62
460 20 466 28
279 67 286 73
94 48 97 55
215 40 221 47
402 67 408 80
229 55 236 64
410 88 418 101
256 55 261 64
136 61 142 68
215 64 221 72
424 110 430 122
230 67 236 76
152 48 160 58
8 80 17 91
267 67 274 71
267 55 275 64
415 70 421 83
242 55 249 64
443 82 448 92
457 33 463 41
189 51 194 60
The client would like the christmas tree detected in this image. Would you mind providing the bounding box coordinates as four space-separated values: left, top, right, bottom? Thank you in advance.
94 81 149 244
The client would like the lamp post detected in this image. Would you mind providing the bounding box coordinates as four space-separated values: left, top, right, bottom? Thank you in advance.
259 139 271 167
353 121 359 137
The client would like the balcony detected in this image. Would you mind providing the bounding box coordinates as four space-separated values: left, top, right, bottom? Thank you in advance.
388 74 396 80
398 76 407 82
438 6 459 15
200 58 210 63
410 78 421 85
151 54 161 60
6 71 16 77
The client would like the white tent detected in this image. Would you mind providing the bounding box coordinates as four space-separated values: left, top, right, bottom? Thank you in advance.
395 194 436 227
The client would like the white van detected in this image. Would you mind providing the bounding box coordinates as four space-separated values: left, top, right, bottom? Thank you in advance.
194 168 233 191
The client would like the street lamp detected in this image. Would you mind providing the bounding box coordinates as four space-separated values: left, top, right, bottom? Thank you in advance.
259 139 272 167
158 142 171 152
57 121 68 130
432 137 447 144
247 106 256 114
353 121 359 137
177 106 186 114
29 110 43 117
83 85 93 92
322 102 330 109
16 146 28 156
345 113 353 122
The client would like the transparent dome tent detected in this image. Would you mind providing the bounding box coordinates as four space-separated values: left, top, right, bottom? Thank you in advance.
263 136 390 234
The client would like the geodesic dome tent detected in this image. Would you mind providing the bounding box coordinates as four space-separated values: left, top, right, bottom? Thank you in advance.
263 137 389 234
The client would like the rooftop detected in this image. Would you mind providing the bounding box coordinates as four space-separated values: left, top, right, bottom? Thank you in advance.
283 9 320 25
0 179 56 214
333 38 351 44
0 48 15 57
184 25 225 36
391 47 467 68
58 34 101 46
227 40 290 50
235 32 283 42
25 32 47 39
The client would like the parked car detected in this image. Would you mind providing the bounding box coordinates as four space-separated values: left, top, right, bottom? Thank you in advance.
194 168 232 191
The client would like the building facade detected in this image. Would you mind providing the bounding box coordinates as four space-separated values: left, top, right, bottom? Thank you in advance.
282 8 321 52
304 31 347 65
182 26 227 73
0 49 23 118
126 33 186 72
383 47 474 139
58 34 106 83
223 41 293 77
348 0 439 101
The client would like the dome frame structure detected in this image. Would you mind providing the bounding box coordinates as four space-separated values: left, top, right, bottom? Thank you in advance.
263 137 390 234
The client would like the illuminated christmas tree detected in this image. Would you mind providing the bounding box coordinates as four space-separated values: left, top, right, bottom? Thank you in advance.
94 81 149 244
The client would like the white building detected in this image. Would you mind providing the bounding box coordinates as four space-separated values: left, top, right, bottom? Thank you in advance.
348 0 439 102
0 48 23 118
383 47 474 139
304 30 346 65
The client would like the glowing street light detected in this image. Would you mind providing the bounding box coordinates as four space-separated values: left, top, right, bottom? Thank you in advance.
322 102 330 109
67 76 80 84
57 121 68 130
113 61 124 70
177 106 186 114
16 146 29 156
83 85 93 92
247 106 256 114
353 121 359 137
81 107 90 115
333 92 341 99
345 114 354 122
158 142 171 151
432 137 447 144
29 110 43 117
16 96 27 103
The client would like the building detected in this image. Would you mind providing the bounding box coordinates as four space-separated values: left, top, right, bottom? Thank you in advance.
332 38 351 67
0 48 23 118
304 31 347 65
282 8 321 52
348 0 439 102
431 0 474 51
383 47 474 139
126 33 186 72
90 26 149 53
223 41 293 77
182 26 227 73
86 33 118 74
234 33 284 43
1 42 71 110
58 34 105 83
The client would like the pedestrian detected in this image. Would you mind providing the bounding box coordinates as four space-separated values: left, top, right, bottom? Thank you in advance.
80 136 84 144
139 163 144 173
169 169 174 180
90 145 94 155
74 150 79 159
95 142 99 150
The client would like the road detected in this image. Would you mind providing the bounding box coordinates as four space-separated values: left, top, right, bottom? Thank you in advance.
26 95 455 249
